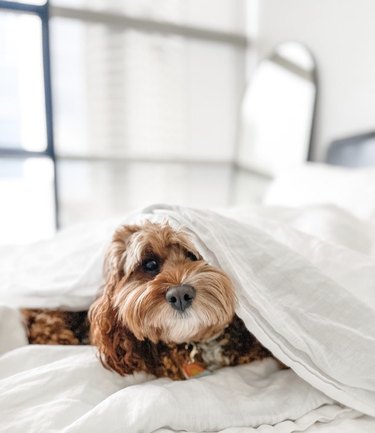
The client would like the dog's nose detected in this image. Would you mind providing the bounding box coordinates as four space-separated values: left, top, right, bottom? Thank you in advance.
165 285 196 312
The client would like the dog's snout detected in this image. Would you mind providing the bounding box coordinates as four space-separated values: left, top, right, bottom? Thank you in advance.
165 285 196 312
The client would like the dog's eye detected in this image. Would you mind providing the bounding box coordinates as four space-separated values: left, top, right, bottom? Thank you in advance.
186 251 199 261
142 259 160 274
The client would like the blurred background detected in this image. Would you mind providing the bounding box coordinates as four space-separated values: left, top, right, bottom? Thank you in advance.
1 0 375 245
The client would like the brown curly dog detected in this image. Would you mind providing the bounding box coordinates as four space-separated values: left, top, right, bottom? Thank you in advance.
22 222 272 380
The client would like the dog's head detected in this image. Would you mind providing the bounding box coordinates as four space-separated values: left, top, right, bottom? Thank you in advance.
89 221 236 375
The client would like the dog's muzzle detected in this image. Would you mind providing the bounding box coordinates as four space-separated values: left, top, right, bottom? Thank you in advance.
165 285 196 312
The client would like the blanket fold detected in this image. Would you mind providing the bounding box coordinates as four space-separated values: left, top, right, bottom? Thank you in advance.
153 205 375 417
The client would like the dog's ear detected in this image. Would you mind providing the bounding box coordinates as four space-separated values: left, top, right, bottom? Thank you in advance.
89 291 159 376
89 224 159 376
102 224 141 288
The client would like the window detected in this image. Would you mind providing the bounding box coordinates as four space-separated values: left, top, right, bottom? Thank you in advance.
0 0 57 245
0 0 248 243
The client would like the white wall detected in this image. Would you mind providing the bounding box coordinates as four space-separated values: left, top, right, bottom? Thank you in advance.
250 0 375 160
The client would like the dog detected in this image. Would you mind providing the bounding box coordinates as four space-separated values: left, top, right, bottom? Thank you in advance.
22 222 271 380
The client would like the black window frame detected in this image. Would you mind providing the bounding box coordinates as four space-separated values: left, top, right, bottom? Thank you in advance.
0 0 59 228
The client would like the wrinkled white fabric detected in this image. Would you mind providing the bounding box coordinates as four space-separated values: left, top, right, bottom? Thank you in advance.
224 204 375 256
0 306 28 355
155 204 375 417
0 333 359 433
1 204 375 432
0 218 120 310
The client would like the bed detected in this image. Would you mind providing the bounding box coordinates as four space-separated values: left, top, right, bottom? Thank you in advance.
1 157 375 433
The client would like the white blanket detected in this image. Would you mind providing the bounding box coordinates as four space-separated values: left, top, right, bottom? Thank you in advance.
1 204 375 432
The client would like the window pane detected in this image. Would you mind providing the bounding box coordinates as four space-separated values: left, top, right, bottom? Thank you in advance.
50 0 245 33
52 19 243 161
0 11 47 151
0 158 55 245
58 160 232 226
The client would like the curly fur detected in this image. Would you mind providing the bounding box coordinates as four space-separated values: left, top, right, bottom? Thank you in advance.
22 309 89 345
22 222 273 380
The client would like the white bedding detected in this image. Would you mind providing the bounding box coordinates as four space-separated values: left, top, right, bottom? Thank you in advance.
0 204 375 433
264 163 375 220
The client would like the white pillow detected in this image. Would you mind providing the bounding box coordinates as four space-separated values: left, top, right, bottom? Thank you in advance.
264 163 375 220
